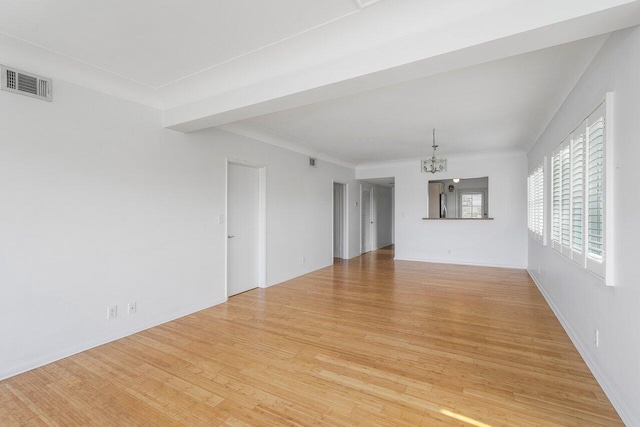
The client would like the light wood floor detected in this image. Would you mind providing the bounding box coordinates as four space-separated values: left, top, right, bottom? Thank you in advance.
0 247 622 426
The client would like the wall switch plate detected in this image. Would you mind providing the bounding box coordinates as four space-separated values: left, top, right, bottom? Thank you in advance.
217 214 224 225
594 329 599 347
107 305 117 319
301 256 306 264
128 302 137 315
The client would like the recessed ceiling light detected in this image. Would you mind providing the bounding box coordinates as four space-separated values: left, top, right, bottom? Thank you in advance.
453 178 460 183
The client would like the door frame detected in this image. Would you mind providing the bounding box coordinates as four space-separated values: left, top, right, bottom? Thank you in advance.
332 182 348 259
360 185 375 254
225 159 267 299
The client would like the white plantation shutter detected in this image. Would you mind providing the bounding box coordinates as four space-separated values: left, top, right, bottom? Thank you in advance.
534 165 543 237
570 124 586 261
587 104 605 271
560 138 571 252
551 149 562 246
547 95 611 284
528 163 544 241
528 176 533 231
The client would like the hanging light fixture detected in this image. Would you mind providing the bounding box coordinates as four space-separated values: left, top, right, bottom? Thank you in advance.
421 128 447 174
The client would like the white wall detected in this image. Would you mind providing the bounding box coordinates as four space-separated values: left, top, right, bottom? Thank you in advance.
527 27 640 425
357 151 527 268
0 79 360 380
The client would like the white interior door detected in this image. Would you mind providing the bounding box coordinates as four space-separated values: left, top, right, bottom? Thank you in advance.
227 163 259 297
362 188 372 253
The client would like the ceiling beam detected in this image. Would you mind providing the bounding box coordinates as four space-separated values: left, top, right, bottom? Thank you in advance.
163 0 640 133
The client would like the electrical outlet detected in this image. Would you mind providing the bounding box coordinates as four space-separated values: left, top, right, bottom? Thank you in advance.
537 266 541 276
447 249 451 254
107 305 117 319
594 329 599 347
301 256 306 265
128 301 137 315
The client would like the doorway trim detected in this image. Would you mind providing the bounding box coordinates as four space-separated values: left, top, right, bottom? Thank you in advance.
360 185 375 254
225 158 267 299
332 182 348 259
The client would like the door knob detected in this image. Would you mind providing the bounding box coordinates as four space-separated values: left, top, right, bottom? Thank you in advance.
228 235 235 239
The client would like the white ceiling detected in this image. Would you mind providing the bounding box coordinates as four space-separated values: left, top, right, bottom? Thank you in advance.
1 0 639 165
243 36 607 163
0 0 361 88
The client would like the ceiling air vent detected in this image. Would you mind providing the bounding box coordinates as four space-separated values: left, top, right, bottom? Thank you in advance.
1 65 52 102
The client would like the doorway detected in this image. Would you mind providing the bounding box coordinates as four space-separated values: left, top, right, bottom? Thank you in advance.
361 187 373 253
333 182 347 259
226 161 265 297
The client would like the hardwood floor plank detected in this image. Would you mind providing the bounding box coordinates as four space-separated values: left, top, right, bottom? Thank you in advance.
0 247 623 425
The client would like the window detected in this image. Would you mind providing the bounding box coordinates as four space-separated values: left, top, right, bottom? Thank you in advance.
571 125 585 260
459 192 485 218
527 163 544 241
561 140 571 249
552 148 561 245
586 105 606 277
550 96 612 283
551 137 571 256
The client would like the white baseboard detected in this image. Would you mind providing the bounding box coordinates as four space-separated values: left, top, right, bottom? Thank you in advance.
527 269 637 427
264 261 335 287
0 297 227 381
374 242 393 251
394 256 526 270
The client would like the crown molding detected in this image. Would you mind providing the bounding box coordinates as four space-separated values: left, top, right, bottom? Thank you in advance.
356 148 526 171
0 32 161 108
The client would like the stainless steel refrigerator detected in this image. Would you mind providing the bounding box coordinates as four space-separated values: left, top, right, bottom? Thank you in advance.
428 182 448 218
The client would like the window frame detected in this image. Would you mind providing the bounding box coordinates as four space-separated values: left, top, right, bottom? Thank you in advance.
458 191 486 219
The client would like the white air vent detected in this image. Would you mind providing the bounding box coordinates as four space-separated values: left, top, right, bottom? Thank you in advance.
1 65 52 102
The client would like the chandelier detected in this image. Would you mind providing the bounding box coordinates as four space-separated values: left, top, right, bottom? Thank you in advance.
421 128 447 173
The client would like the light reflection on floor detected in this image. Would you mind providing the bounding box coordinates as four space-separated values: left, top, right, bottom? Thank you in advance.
440 408 492 427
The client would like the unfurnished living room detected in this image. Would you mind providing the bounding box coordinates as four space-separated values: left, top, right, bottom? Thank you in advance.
1 1 640 425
